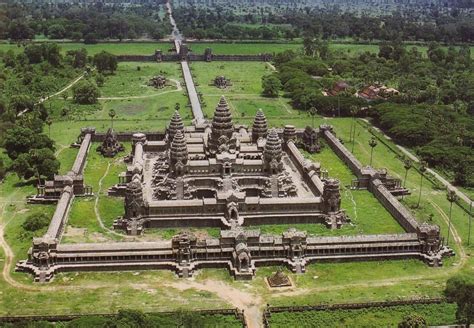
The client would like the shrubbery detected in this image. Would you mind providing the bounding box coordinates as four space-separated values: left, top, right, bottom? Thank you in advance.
73 80 100 105
22 213 50 232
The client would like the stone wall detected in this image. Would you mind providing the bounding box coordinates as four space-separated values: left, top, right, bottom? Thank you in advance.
320 126 364 178
71 133 91 175
116 53 271 62
45 186 74 240
320 125 421 234
370 179 419 233
18 228 443 282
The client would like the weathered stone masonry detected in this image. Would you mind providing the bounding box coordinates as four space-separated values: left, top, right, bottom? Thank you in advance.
17 105 453 282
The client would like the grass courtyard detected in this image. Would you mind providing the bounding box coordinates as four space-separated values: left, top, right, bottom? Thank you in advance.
0 54 472 324
189 61 297 119
46 61 191 123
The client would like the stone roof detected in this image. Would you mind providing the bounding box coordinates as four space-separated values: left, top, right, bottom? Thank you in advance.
170 130 188 165
211 96 234 139
168 111 184 141
252 109 268 140
264 128 282 163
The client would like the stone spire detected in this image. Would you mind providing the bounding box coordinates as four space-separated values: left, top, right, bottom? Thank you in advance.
252 109 268 142
168 111 184 142
264 128 282 163
211 96 234 140
170 130 188 167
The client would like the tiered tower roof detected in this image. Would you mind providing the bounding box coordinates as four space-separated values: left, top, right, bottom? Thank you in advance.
170 130 188 165
252 109 268 141
264 128 282 163
211 96 234 139
168 111 184 141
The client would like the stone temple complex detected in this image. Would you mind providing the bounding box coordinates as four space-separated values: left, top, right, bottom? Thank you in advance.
16 96 454 282
113 96 348 235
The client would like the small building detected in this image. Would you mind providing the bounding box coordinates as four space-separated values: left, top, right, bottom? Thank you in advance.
325 81 350 97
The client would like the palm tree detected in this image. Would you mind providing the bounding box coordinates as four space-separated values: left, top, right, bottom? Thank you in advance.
46 117 53 138
402 157 413 200
446 189 458 246
403 157 413 188
108 109 116 129
416 161 427 208
351 107 359 153
309 106 317 128
368 136 377 166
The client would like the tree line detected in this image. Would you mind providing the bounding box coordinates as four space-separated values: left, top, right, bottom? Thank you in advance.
0 2 170 42
172 5 473 42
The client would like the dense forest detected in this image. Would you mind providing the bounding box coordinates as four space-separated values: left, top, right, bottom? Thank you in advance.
0 1 170 41
172 5 473 41
267 40 473 186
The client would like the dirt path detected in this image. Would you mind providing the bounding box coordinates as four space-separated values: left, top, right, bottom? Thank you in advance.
168 279 263 328
93 162 130 239
266 62 277 71
18 71 88 117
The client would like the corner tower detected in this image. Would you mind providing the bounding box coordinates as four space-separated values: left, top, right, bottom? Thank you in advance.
252 109 268 143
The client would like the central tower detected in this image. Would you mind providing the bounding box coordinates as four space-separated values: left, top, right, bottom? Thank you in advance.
208 96 236 154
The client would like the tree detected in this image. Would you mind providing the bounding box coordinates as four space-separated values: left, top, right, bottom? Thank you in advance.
398 313 427 328
402 157 413 200
22 213 50 232
109 109 116 129
303 37 316 57
446 188 459 245
66 49 88 69
368 136 378 166
445 274 474 327
9 94 34 114
12 148 60 184
95 73 105 87
4 127 54 160
73 80 100 104
93 51 118 74
47 24 66 39
7 21 34 40
309 106 318 128
46 118 53 137
417 161 427 208
262 75 281 98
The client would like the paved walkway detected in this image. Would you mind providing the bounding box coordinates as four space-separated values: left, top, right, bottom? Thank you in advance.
181 61 205 124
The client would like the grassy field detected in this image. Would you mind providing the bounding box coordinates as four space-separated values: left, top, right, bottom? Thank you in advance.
189 61 298 119
45 61 191 122
268 303 457 327
0 42 171 56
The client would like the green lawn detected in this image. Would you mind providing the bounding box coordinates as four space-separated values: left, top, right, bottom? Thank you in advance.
99 62 182 98
0 42 170 56
44 61 191 122
190 61 297 119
